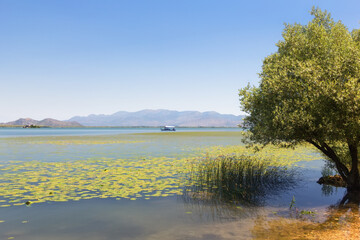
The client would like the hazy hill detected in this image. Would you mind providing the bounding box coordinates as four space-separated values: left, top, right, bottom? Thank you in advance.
2 118 83 127
69 109 244 127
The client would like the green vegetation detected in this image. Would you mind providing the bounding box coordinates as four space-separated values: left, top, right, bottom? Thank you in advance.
240 7 360 192
0 156 189 206
199 144 322 165
23 124 41 128
29 139 144 145
0 132 321 208
185 154 297 206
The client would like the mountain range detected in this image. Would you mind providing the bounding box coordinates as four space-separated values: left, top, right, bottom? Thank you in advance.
1 110 244 127
69 109 244 127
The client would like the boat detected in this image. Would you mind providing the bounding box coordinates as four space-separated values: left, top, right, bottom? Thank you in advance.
161 126 176 131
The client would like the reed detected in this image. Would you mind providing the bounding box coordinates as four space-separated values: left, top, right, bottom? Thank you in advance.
186 154 297 206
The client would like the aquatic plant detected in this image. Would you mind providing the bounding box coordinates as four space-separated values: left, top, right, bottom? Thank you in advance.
288 196 317 220
184 154 298 207
197 144 323 166
0 132 320 208
0 156 192 207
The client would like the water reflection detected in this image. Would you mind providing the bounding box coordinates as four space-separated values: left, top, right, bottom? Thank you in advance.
321 184 336 196
181 155 300 221
319 163 347 197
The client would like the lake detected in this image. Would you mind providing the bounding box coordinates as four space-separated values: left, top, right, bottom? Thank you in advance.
0 128 347 239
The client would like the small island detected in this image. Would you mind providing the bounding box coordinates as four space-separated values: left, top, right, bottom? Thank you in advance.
23 124 41 128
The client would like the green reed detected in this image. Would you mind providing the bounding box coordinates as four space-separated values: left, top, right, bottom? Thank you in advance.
186 154 298 206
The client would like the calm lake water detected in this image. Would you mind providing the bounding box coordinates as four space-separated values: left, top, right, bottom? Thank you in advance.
0 128 347 239
0 127 240 138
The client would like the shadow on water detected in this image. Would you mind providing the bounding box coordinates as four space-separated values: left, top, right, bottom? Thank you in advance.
181 155 300 221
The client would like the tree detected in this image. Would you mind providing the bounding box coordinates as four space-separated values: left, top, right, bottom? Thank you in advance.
239 7 360 192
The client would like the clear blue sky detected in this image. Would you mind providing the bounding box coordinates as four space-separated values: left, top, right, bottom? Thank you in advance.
1 0 359 122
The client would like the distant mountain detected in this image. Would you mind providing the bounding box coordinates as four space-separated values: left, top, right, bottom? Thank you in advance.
69 109 244 127
2 118 83 127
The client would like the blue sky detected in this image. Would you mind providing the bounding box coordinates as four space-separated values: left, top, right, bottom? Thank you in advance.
0 0 359 122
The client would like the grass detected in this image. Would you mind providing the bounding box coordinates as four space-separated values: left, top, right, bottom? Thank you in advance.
185 154 298 206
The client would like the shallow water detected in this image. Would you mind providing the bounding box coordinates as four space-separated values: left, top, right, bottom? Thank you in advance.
0 127 241 138
0 128 347 239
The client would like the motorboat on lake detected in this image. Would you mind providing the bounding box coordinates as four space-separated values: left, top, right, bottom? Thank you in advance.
161 126 176 131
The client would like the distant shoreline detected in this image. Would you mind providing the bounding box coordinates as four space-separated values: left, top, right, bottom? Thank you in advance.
0 125 240 129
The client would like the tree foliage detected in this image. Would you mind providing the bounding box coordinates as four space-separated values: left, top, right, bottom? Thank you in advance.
239 7 360 191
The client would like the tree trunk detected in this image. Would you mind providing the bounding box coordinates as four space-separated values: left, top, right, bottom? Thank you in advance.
307 140 349 182
347 144 360 192
307 140 360 192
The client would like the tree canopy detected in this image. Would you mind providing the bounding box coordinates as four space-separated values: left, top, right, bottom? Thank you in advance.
239 7 360 191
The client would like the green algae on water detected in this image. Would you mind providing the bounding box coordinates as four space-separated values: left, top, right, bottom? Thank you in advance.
0 132 322 207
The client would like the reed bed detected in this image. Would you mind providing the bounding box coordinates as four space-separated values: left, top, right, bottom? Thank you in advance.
185 154 298 206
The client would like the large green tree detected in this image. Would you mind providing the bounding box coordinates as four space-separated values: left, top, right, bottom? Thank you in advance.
239 7 360 192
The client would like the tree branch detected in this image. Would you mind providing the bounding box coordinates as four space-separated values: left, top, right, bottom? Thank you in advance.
306 139 349 182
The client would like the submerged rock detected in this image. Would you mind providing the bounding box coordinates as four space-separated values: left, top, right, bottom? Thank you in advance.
317 175 346 187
